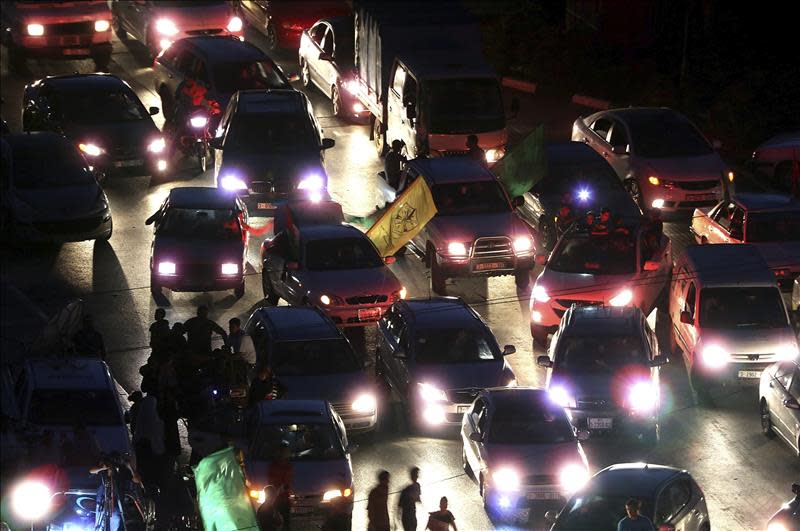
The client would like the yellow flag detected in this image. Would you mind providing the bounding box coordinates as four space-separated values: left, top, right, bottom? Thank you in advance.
367 176 438 257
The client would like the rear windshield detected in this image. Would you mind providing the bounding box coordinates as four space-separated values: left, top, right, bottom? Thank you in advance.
746 211 800 242
549 233 636 275
559 494 653 530
11 141 95 188
431 181 509 216
212 61 289 94
28 389 122 426
556 335 647 372
699 287 788 329
55 89 149 124
226 114 318 151
271 339 360 375
158 208 241 240
414 328 500 364
304 237 384 270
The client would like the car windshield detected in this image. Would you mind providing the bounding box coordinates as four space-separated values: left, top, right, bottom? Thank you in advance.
534 159 624 197
628 113 712 158
28 389 122 426
158 208 241 240
746 211 800 242
271 339 360 375
56 89 149 124
699 287 788 329
11 141 95 189
549 233 636 275
212 61 289 94
425 79 505 134
489 400 574 444
559 494 653 530
414 328 500 364
304 237 384 270
226 114 318 151
556 336 647 373
249 423 344 461
432 181 509 216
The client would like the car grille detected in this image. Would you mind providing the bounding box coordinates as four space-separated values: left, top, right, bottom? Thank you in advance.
554 299 600 309
472 237 512 258
46 21 94 36
185 28 225 36
35 215 104 234
523 474 557 486
729 353 775 362
250 180 292 195
109 145 143 159
180 263 217 278
576 397 615 410
447 388 480 404
345 295 387 305
330 401 360 421
670 179 718 191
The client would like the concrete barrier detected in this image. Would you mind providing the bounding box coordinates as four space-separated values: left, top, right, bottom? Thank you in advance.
572 94 612 110
501 77 537 94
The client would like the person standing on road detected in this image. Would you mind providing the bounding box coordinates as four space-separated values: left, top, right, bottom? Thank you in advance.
249 366 286 405
227 317 245 354
256 485 284 531
72 314 107 361
184 305 228 355
465 135 486 166
385 139 407 190
617 498 656 531
398 467 421 531
367 470 391 531
425 497 457 531
149 308 170 359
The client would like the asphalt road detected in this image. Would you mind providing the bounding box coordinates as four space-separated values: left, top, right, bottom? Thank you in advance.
1 28 798 531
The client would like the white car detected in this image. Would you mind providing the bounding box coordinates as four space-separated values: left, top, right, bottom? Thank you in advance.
760 361 800 457
461 387 590 521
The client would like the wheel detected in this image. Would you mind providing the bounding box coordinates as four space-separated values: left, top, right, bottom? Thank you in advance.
93 52 111 71
514 268 530 289
690 369 714 407
531 324 549 349
625 178 643 208
300 60 311 88
261 274 279 305
101 219 113 241
265 23 278 51
234 280 245 299
114 17 128 41
331 85 343 117
430 258 446 295
373 117 387 157
760 400 775 437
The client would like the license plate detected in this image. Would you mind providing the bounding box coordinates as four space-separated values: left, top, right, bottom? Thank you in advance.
457 405 470 413
257 202 276 209
475 261 504 271
63 48 89 56
114 159 143 168
588 417 613 429
527 491 560 500
357 307 381 321
738 370 762 379
291 506 313 515
687 193 716 201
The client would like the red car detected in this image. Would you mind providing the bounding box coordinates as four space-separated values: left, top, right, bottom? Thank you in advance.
238 0 350 50
751 131 800 192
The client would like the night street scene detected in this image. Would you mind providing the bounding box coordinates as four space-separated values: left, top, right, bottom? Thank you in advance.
1 1 799 530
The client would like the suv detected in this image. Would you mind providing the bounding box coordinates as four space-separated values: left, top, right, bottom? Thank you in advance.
2 0 113 72
376 297 517 430
212 89 335 212
400 157 535 294
536 305 668 444
669 244 799 403
244 306 379 433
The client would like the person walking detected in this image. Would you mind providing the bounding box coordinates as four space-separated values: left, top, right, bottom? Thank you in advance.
367 470 391 531
249 366 286 405
256 485 284 531
398 467 421 531
617 498 656 531
72 314 106 361
425 497 457 531
132 389 165 494
184 305 228 355
149 308 170 359
385 139 407 190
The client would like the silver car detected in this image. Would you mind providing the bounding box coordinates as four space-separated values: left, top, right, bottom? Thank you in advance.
572 107 730 214
759 361 800 457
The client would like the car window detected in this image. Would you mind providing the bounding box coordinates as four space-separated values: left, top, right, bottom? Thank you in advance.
699 287 788 329
392 65 406 95
249 423 344 461
321 28 334 56
471 398 486 421
226 113 318 151
270 339 360 375
746 211 800 242
304 237 384 270
775 365 794 389
28 389 122 426
488 398 574 444
608 122 628 148
431 181 510 216
158 42 181 69
211 60 289 94
383 308 405 344
403 73 417 106
158 208 241 240
627 112 712 158
548 232 636 275
9 138 95 189
193 58 210 85
560 494 654 529
413 328 501 364
591 118 613 141
685 282 697 318
729 207 745 237
655 479 692 524
790 368 800 396
54 88 149 124
712 202 735 229
174 48 195 75
310 23 327 45
555 335 648 372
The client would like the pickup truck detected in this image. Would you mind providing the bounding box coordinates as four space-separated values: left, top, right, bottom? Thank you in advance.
690 193 800 290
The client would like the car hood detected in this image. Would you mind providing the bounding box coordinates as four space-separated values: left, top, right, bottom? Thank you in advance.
154 4 232 29
274 372 374 403
63 120 159 153
221 152 325 186
536 269 631 302
698 327 798 355
14 184 102 220
427 212 529 242
153 235 244 263
411 361 509 391
750 241 800 270
636 152 725 182
245 457 352 495
550 370 651 402
297 266 401 299
484 441 584 477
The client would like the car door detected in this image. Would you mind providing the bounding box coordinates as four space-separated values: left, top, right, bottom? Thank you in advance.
707 201 736 243
386 62 408 151
605 120 632 179
676 280 698 365
380 309 409 397
581 116 612 152
304 22 328 90
769 364 798 444
463 398 488 474
654 477 698 531
638 230 670 310
276 233 303 303
317 26 338 94
126 0 148 42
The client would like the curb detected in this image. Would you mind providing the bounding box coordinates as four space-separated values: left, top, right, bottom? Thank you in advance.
501 77 537 94
572 94 612 110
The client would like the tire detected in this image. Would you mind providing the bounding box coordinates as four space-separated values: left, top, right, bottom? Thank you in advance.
101 219 113 241
331 85 343 117
234 280 245 299
93 52 111 72
300 60 310 88
430 257 446 295
261 275 279 305
114 17 128 41
373 117 387 157
760 400 775 437
531 324 549 349
691 369 714 407
462 449 473 479
514 268 531 289
265 24 278 51
625 178 643 209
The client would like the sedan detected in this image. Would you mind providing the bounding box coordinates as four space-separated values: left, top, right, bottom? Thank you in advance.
3 132 112 243
759 361 800 457
751 131 800 191
239 0 350 51
461 388 589 521
572 107 731 215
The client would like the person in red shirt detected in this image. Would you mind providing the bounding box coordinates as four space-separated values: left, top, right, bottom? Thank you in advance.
267 442 293 531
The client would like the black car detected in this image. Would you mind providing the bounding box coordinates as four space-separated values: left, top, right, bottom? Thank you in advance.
238 0 350 51
22 74 167 178
376 297 516 431
244 306 379 433
212 89 335 212
518 142 642 250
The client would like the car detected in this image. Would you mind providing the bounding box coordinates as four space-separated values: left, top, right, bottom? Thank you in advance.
536 305 668 444
751 131 800 191
690 193 800 290
152 35 292 122
212 89 335 213
530 219 672 347
767 483 800 531
460 387 590 521
260 222 404 326
299 16 365 119
111 0 243 59
22 73 167 179
376 297 517 430
1 0 113 71
244 306 379 433
238 0 350 51
793 278 800 315
399 157 536 294
571 107 731 215
3 132 112 243
545 463 711 531
669 244 799 403
146 187 249 298
759 361 800 457
517 141 642 250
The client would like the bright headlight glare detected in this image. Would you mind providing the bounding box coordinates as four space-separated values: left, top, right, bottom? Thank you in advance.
491 468 520 491
513 236 532 253
549 385 575 408
221 263 238 275
485 147 504 163
11 480 52 520
702 344 729 369
777 343 800 361
352 394 377 413
577 188 591 202
418 382 447 402
95 20 111 32
609 289 633 307
344 79 359 95
628 381 658 412
320 294 331 305
560 464 589 493
447 242 468 256
532 284 550 303
322 489 343 502
297 174 324 191
155 18 179 36
422 403 446 425
249 488 266 504
652 199 665 209
157 159 168 172
79 143 103 157
190 116 208 129
727 171 735 182
158 261 176 275
648 176 660 186
220 174 247 191
27 24 44 36
767 523 789 531
227 16 243 33
148 137 166 153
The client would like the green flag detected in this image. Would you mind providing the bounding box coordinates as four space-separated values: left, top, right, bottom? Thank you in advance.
493 124 547 197
193 447 259 531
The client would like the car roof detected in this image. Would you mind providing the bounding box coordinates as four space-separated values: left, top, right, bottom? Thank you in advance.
396 51 495 80
168 187 240 210
601 107 680 122
733 193 800 212
38 73 127 91
563 305 645 336
298 223 364 240
236 89 307 114
408 157 497 184
398 297 480 329
249 306 341 341
589 463 684 497
5 131 73 149
179 35 267 62
680 244 775 286
26 358 111 390
256 400 332 422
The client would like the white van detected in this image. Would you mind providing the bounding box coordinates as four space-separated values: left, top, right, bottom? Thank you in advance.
669 244 799 403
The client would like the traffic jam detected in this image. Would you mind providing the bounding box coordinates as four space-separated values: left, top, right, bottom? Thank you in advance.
0 1 799 531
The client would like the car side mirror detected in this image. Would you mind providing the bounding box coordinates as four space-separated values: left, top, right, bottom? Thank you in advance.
612 144 628 155
680 311 693 325
502 345 516 356
377 170 388 182
512 196 524 208
535 254 548 266
394 348 406 359
643 260 660 272
783 397 800 410
510 96 520 119
384 256 396 265
318 52 333 62
321 138 335 150
650 355 669 367
537 355 553 368
712 139 722 150
406 106 417 120
209 137 223 150
468 431 483 443
575 428 590 441
285 261 299 271
148 106 159 116
544 510 558 523
144 211 160 225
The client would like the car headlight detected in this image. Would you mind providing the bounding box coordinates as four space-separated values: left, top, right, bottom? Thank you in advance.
221 263 239 276
297 174 325 191
727 171 735 183
513 236 533 254
701 344 729 369
11 480 52 520
392 287 407 300
485 147 505 164
148 137 166 154
27 24 45 36
491 467 520 492
776 343 800 361
220 174 248 191
418 382 447 402
532 284 550 303
447 241 468 256
559 464 589 493
344 79 359 95
158 261 177 275
227 16 243 33
190 116 208 129
648 175 660 186
248 487 266 504
95 20 111 32
549 385 576 408
608 289 633 307
322 488 353 502
628 381 658 413
155 18 179 36
352 394 377 414
319 294 343 306
79 143 104 157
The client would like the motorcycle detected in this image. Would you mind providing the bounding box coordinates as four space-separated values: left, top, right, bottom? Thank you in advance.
168 101 220 176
